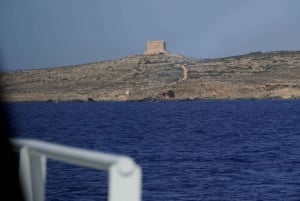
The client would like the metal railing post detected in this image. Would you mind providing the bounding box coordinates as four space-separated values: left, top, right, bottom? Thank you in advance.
109 159 142 201
20 147 33 201
20 147 46 201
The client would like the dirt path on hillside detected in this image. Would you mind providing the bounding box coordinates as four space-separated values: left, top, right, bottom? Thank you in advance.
180 64 188 81
171 64 188 85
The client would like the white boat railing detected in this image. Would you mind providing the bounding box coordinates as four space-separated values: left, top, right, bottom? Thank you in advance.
11 139 142 201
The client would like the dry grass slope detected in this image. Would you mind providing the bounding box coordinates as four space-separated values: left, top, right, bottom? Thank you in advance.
1 51 300 102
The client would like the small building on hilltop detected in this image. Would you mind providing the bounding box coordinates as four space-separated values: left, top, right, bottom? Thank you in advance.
144 40 167 55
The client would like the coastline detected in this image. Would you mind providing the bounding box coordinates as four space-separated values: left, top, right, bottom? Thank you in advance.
2 96 300 104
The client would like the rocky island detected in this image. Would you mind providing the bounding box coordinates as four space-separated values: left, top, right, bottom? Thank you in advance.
1 41 300 102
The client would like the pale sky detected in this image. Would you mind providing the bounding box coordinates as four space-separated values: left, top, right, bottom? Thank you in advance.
0 0 300 71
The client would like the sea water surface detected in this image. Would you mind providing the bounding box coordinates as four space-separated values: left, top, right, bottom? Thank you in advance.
6 100 300 201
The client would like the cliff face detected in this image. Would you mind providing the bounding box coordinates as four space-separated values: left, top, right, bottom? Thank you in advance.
1 51 300 102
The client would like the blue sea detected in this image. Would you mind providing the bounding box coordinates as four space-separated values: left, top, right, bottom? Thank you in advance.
6 100 300 201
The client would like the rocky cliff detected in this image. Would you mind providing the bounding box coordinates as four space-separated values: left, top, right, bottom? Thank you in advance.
1 51 300 102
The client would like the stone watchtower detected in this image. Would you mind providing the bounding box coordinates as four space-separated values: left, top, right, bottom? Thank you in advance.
144 40 167 55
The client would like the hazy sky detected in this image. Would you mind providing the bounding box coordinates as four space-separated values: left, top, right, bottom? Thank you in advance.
1 0 300 70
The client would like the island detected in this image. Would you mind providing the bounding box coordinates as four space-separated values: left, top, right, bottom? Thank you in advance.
1 41 300 102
